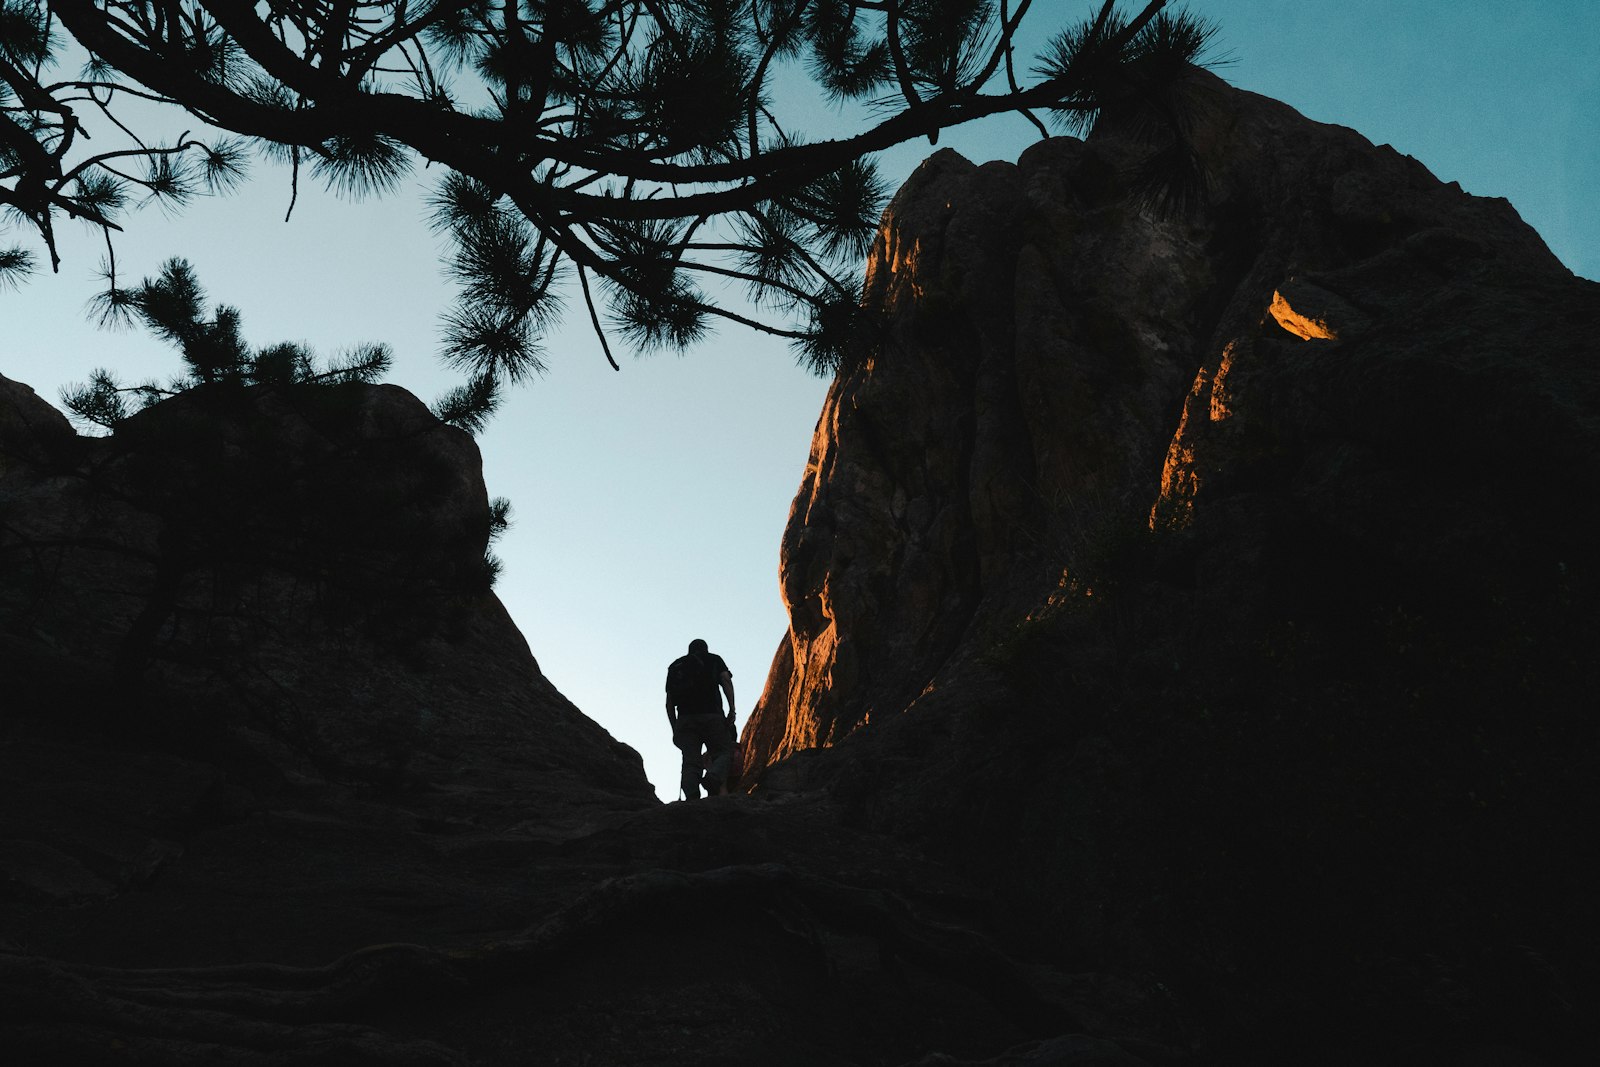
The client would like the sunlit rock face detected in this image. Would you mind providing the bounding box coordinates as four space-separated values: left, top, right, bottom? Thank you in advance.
745 132 1214 767
746 66 1588 772
742 69 1599 1036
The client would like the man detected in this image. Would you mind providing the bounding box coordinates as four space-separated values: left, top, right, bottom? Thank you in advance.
665 638 736 799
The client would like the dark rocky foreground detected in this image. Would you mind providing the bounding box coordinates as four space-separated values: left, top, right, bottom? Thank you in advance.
4 70 1598 1065
0 375 1171 1065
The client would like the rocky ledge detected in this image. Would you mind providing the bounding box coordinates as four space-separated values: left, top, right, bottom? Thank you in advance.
742 68 1598 1061
4 66 1597 1066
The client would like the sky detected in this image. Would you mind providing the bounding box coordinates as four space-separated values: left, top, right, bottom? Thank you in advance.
4 2 1596 801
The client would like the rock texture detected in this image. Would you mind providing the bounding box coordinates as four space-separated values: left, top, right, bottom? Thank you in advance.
743 70 1598 1060
5 67 1598 1065
1 376 656 946
3 374 1178 1066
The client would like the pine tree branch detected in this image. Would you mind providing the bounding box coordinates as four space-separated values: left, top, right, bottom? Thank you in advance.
576 261 620 372
884 0 923 109
23 0 1208 376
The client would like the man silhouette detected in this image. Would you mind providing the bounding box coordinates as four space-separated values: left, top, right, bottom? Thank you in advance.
665 639 736 799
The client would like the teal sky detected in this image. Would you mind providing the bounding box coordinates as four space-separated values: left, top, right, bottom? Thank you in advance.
4 2 1595 801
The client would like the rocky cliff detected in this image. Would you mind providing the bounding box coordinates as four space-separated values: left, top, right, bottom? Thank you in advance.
1 375 656 952
5 373 1152 1066
746 68 1585 765
743 69 1598 1057
3 68 1596 1065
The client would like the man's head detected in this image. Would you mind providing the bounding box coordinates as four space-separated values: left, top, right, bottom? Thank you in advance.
688 638 708 655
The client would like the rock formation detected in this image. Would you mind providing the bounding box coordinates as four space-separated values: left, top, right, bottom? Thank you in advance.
4 67 1596 1065
743 69 1598 1059
4 372 1173 1065
1 375 656 951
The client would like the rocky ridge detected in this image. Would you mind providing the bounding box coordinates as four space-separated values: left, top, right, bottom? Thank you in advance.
2 66 1596 1065
1 374 656 958
741 69 1599 1059
2 372 1176 1065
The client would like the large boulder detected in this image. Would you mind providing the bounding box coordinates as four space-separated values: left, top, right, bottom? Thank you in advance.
1 376 656 958
743 70 1598 1059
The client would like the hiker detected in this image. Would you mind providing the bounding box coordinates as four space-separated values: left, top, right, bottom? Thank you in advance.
665 638 736 799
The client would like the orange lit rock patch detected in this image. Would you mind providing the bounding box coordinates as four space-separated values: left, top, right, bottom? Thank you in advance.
1026 568 1096 623
1269 289 1338 340
1149 360 1213 530
1209 341 1237 421
867 216 927 302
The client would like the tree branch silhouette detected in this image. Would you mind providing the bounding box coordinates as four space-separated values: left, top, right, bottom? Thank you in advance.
4 1 1215 383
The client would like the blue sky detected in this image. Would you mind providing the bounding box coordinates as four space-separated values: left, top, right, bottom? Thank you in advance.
4 2 1596 800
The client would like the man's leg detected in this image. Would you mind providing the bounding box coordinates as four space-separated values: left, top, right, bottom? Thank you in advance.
703 724 734 796
679 738 704 800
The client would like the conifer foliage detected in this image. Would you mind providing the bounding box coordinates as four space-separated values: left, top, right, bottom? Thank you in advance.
61 257 498 433
62 255 386 427
3 1 1214 383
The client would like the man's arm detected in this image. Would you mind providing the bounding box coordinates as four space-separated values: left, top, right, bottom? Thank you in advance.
719 671 735 720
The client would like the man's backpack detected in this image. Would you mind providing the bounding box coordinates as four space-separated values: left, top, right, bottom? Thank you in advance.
667 652 719 714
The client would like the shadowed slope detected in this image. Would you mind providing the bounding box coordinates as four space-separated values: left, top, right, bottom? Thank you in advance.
741 70 1598 1061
